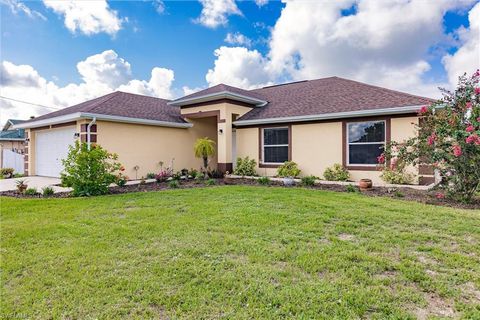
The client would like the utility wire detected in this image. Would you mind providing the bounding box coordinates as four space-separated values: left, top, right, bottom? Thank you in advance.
0 96 61 110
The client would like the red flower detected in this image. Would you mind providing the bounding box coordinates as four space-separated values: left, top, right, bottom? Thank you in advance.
435 192 445 199
427 133 436 145
377 153 386 164
466 135 476 144
466 101 472 109
418 105 429 115
452 145 462 157
475 87 480 95
120 166 125 171
466 125 475 132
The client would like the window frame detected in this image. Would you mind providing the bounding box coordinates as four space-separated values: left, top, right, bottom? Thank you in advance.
259 126 291 167
343 118 391 171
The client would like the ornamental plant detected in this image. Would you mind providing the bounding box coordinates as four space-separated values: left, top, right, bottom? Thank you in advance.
61 141 122 196
382 71 480 202
233 156 257 176
194 137 216 169
277 161 301 178
323 164 349 181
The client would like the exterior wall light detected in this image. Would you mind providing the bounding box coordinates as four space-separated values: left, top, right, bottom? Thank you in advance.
219 129 223 134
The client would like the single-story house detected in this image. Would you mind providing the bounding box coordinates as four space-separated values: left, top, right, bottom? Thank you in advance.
1 119 26 171
14 77 435 184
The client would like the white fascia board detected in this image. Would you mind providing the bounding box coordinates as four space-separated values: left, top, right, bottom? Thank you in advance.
12 113 83 129
234 105 426 126
13 112 192 129
168 91 268 107
0 138 25 141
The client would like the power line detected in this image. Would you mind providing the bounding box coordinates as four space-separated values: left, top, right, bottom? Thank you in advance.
0 96 61 110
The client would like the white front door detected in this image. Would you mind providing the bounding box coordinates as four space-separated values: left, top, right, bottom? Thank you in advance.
35 127 76 177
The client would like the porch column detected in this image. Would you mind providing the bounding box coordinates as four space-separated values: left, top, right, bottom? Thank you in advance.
216 113 233 174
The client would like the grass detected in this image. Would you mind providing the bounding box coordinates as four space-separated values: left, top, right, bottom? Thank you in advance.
1 186 479 319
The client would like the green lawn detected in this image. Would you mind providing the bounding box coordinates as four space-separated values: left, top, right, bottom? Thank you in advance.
1 186 479 319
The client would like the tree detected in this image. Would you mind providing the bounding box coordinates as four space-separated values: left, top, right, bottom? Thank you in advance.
61 141 123 196
382 70 480 202
194 137 216 169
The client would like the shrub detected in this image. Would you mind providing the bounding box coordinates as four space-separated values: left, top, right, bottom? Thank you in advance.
277 161 301 178
205 178 216 186
168 180 179 188
15 180 27 193
233 157 257 176
380 167 414 185
155 168 173 183
61 141 122 197
116 174 128 187
172 171 182 180
301 175 317 186
146 172 155 179
13 173 24 178
25 187 38 196
42 186 54 197
257 176 271 185
189 169 199 179
323 164 349 181
345 184 359 193
1 168 14 178
383 71 480 202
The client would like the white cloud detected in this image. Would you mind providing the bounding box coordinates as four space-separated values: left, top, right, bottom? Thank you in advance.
206 0 478 98
42 0 123 36
0 50 175 124
255 0 269 7
442 2 480 87
224 32 252 47
195 0 241 28
205 46 273 88
182 86 204 96
152 0 165 14
1 0 46 20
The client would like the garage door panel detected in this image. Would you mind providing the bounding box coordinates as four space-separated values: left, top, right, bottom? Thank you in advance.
35 127 75 177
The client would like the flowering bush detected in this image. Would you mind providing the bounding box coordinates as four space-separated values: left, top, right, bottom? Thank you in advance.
155 167 173 182
61 142 122 196
382 71 480 202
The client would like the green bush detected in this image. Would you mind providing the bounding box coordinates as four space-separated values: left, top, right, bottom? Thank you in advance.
380 168 414 185
168 180 179 188
277 161 301 178
323 164 349 181
61 142 122 197
205 178 217 186
301 175 317 186
116 175 128 187
13 173 24 178
257 176 271 185
1 168 14 178
146 172 155 179
233 157 257 176
345 184 359 193
24 188 38 196
42 186 54 197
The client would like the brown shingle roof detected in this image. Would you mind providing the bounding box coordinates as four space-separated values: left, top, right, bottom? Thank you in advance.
238 77 434 121
171 83 265 102
24 91 187 124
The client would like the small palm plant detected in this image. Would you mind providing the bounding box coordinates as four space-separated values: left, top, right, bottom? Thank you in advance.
194 137 216 170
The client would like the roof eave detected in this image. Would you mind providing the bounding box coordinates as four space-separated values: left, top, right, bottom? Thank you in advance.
13 112 192 129
234 105 427 126
168 91 267 107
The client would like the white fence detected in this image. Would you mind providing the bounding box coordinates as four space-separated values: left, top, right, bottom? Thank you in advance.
2 149 24 174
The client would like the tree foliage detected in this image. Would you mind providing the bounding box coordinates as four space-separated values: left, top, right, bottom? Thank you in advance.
194 137 216 169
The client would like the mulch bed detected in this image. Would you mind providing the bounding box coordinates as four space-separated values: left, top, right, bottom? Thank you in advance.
2 178 479 210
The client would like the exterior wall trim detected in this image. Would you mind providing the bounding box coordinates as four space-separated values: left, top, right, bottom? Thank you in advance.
168 91 267 107
182 110 226 123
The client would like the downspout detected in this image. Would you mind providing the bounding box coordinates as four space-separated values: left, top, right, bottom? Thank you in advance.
87 117 96 150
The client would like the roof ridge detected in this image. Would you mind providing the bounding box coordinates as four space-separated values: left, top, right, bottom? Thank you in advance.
114 90 172 102
84 91 121 113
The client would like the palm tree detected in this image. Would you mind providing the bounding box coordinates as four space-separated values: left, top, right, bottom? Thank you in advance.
194 137 216 169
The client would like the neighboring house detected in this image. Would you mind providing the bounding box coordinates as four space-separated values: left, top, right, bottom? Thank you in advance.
14 77 435 184
1 119 26 171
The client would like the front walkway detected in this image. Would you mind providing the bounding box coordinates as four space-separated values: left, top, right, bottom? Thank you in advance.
0 176 71 193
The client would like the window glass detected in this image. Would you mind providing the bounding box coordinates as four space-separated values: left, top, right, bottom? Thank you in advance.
347 121 385 165
263 128 289 163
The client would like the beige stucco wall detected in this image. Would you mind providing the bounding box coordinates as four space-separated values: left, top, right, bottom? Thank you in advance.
96 119 217 179
235 116 419 184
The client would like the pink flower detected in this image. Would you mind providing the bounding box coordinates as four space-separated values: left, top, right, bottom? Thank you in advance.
466 101 472 109
452 145 462 157
475 87 480 95
475 69 480 77
427 133 436 145
418 105 429 115
377 153 385 164
466 135 476 144
436 192 445 199
477 117 480 123
466 125 475 132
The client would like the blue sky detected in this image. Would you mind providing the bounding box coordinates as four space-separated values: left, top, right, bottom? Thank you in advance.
1 0 479 123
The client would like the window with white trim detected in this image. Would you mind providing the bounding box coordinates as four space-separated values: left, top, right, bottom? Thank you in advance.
347 121 385 165
262 127 289 164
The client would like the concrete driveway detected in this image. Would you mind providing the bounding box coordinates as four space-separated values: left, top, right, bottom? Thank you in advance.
0 176 71 193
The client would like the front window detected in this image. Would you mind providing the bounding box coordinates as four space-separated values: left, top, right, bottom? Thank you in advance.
347 121 385 165
263 127 289 164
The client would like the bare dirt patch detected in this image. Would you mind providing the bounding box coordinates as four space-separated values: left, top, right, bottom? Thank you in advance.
414 292 457 320
338 233 356 241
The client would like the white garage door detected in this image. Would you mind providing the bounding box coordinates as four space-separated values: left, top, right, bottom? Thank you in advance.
35 127 76 177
